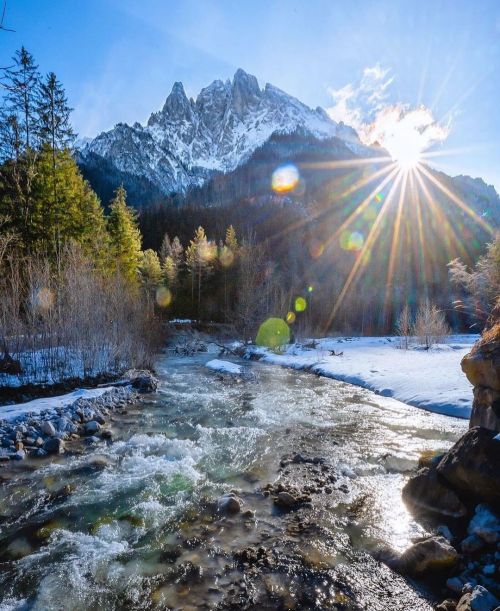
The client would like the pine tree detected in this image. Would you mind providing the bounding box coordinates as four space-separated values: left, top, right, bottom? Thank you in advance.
107 186 142 284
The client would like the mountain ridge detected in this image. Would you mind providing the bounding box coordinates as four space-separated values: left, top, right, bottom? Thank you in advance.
77 68 367 198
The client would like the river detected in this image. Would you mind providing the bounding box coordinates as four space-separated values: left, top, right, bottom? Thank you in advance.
0 351 467 610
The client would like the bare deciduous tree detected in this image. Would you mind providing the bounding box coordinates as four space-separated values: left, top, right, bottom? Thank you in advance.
396 303 412 349
412 299 450 349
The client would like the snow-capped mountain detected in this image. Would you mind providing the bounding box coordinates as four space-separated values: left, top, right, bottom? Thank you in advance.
78 68 363 197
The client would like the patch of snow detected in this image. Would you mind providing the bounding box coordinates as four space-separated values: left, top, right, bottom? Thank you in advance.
0 387 114 422
206 359 243 375
252 335 477 419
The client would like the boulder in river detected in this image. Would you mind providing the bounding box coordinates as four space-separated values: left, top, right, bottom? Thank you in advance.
395 535 459 575
43 437 65 455
402 466 467 518
436 427 500 510
124 369 158 393
217 493 242 514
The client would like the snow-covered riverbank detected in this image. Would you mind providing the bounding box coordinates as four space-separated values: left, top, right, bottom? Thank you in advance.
0 371 157 461
245 335 478 419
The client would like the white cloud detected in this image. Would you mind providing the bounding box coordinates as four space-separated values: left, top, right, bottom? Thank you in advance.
327 64 450 156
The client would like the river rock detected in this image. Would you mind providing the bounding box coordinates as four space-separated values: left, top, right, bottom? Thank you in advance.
468 505 500 543
436 427 500 510
462 534 485 554
470 585 500 611
396 536 459 575
275 491 298 509
457 593 473 611
437 600 459 611
43 437 65 455
41 420 56 437
84 420 101 434
402 467 467 518
124 369 158 393
217 493 241 514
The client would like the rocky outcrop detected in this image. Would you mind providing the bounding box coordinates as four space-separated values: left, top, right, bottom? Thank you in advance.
437 427 500 510
461 322 500 432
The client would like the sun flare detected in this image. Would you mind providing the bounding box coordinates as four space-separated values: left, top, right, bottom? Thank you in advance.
383 124 424 171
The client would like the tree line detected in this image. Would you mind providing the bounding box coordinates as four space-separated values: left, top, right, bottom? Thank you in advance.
0 48 159 384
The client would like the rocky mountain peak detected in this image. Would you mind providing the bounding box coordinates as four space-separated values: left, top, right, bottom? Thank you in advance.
231 68 262 115
157 81 193 123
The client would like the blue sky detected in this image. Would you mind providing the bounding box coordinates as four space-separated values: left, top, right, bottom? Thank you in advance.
1 0 500 190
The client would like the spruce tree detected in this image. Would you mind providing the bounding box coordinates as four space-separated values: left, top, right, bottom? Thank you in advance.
0 47 41 244
36 72 75 246
2 47 40 151
107 186 142 284
31 147 107 261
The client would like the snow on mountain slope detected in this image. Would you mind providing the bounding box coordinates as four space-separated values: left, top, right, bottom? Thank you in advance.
78 68 363 195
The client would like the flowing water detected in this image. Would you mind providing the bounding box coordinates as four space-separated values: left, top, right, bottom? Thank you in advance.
0 350 467 610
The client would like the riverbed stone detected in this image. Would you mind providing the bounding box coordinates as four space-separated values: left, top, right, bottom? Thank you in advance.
462 534 485 554
457 593 473 611
403 467 467 518
43 437 65 455
397 536 459 575
217 493 241 514
124 369 158 393
468 505 500 543
470 585 500 611
40 420 56 437
84 420 101 435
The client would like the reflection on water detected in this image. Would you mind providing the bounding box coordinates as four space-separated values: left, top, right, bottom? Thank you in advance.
0 352 466 610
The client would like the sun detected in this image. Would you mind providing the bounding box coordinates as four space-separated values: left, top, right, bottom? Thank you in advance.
383 124 424 171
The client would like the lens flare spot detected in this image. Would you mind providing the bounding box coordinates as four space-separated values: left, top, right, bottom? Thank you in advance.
375 193 383 203
271 164 300 193
286 311 296 324
295 296 307 312
340 230 364 252
309 240 324 259
155 286 172 307
255 318 291 349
